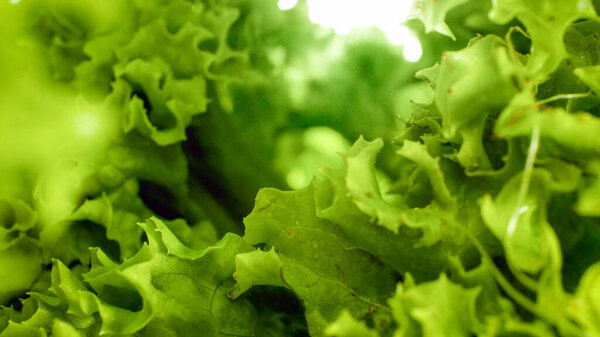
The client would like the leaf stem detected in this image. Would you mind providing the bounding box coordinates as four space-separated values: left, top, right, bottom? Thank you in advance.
536 92 591 106
502 125 541 292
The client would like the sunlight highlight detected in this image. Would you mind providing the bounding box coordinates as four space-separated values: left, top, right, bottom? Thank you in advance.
402 33 423 62
304 0 421 62
278 0 297 11
73 111 101 137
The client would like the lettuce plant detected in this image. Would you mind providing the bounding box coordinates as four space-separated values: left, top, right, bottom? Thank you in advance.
1 0 600 336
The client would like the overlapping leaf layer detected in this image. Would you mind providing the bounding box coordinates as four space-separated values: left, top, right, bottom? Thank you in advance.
1 0 600 336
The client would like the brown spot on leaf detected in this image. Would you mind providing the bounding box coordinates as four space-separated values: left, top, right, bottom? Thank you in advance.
510 75 521 90
578 114 591 122
509 108 526 126
257 199 275 212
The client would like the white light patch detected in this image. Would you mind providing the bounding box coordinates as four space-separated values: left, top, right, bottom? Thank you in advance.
278 0 297 11
9 0 21 4
385 26 411 46
306 0 414 32
73 111 100 137
402 33 423 62
305 0 421 61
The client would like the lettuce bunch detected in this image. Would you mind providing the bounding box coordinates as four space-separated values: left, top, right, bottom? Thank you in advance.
1 0 600 336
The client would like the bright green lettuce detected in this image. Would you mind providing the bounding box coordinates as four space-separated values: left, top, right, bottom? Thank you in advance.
2 218 261 336
489 0 596 80
409 0 469 40
231 182 398 335
2 0 600 336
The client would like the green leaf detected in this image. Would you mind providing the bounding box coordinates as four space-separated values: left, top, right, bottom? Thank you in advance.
409 0 469 40
538 20 600 104
427 35 520 172
345 137 406 233
0 322 47 337
0 234 43 305
9 217 260 336
0 199 36 232
315 139 483 280
397 140 455 210
480 173 548 273
577 161 600 216
66 180 150 259
495 89 600 163
115 18 214 79
239 182 398 335
414 63 441 89
50 319 85 337
324 311 378 337
317 162 450 281
490 0 596 79
0 198 41 305
389 274 480 337
571 261 600 336
112 58 208 146
229 248 288 297
575 65 600 96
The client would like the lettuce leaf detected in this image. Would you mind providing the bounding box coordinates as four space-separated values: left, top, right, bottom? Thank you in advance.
2 0 600 337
